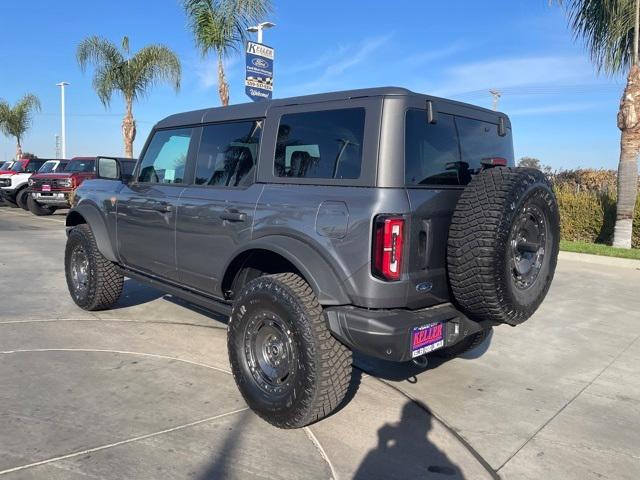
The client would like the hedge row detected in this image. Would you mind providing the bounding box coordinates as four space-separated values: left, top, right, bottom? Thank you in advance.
550 170 640 248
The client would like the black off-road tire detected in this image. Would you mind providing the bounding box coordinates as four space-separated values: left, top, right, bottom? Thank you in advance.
16 189 29 210
228 272 352 428
447 167 560 325
27 195 55 216
65 224 123 311
435 328 492 359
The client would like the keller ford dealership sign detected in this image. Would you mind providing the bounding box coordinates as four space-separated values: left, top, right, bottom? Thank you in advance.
245 41 274 102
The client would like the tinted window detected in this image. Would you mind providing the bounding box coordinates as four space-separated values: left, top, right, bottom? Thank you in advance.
137 128 192 184
121 161 136 176
274 108 365 179
405 111 461 186
195 120 261 187
10 161 27 172
405 111 514 186
456 117 514 167
65 159 95 173
26 160 45 172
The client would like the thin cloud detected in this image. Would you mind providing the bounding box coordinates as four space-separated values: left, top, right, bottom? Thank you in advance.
431 55 596 97
399 41 467 67
279 34 393 96
508 101 610 116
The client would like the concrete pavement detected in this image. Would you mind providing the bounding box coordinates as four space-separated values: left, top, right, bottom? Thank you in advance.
1 206 639 479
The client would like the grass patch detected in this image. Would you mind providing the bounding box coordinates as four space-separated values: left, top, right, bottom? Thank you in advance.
560 240 640 260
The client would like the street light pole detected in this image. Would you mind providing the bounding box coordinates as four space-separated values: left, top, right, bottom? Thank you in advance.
56 82 69 158
247 21 275 44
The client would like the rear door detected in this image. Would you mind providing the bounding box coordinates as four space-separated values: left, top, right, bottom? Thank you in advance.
176 119 263 296
403 99 514 308
117 127 195 281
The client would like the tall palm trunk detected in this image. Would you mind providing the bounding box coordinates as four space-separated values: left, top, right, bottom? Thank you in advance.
614 65 640 248
15 138 22 159
217 55 230 106
122 98 136 158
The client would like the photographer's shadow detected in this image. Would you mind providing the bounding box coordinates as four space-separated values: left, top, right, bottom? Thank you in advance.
354 402 463 479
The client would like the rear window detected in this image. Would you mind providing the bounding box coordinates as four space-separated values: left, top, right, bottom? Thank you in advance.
405 109 513 186
274 108 365 179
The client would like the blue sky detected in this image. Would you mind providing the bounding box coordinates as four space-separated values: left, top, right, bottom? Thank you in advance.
0 0 628 169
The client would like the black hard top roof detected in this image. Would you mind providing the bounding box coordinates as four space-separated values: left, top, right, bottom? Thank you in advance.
155 86 502 129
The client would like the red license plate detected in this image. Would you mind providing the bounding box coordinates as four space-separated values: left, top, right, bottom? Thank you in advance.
42 185 51 192
411 322 444 357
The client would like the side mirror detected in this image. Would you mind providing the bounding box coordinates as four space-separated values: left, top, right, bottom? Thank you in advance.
96 157 122 181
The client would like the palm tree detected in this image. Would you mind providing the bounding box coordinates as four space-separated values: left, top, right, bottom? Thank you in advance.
557 0 640 248
77 36 181 158
183 0 271 106
0 94 41 159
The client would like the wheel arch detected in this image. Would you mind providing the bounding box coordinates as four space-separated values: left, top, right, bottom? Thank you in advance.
66 203 118 262
222 237 351 306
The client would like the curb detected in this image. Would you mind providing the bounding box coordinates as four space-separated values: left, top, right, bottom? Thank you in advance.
559 250 640 270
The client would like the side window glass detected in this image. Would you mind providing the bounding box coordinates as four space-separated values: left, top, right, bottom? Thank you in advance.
195 120 262 187
137 128 192 184
274 108 365 179
405 111 461 186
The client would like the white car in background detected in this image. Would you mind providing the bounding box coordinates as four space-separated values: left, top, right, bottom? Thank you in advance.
0 159 67 209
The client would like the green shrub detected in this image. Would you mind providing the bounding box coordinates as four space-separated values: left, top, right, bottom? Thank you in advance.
554 184 616 244
550 169 639 248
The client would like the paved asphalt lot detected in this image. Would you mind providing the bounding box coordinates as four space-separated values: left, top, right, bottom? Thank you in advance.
1 206 639 479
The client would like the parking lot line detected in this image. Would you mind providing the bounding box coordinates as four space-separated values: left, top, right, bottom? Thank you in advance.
0 348 232 375
0 407 249 476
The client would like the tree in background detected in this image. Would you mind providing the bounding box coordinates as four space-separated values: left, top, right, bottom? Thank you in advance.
0 94 41 159
517 156 542 169
557 0 639 248
183 0 272 106
77 36 181 158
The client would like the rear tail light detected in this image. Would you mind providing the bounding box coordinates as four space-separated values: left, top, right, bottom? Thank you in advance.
372 215 405 281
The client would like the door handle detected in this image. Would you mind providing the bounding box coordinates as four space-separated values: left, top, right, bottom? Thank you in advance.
153 203 173 213
135 203 172 214
220 210 247 222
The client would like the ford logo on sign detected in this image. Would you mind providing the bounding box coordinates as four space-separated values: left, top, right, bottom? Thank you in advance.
252 58 268 68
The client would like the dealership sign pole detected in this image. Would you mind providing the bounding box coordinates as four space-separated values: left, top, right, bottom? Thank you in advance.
245 41 274 102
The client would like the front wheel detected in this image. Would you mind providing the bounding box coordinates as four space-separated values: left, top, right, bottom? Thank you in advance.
65 224 123 310
27 196 55 216
228 273 352 428
16 189 30 210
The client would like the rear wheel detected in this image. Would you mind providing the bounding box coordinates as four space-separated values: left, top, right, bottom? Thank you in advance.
228 273 352 428
27 195 55 216
65 224 123 311
447 167 560 325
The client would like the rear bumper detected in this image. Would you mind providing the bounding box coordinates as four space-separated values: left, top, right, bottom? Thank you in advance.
325 303 492 362
31 191 72 207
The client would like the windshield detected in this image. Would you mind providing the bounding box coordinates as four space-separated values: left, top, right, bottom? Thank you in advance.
10 161 27 173
0 161 14 170
38 161 58 173
64 159 95 173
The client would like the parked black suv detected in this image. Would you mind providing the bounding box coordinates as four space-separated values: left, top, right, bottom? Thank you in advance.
64 88 560 428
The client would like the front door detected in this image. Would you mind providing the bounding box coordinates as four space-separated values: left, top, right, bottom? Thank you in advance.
117 127 195 281
176 119 263 296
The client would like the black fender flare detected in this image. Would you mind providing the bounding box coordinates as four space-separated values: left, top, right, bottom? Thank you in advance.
224 235 351 306
66 202 118 262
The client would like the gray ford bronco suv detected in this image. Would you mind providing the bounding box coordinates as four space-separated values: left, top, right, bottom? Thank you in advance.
64 87 560 428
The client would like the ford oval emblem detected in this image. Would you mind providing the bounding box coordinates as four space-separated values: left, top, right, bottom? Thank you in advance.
416 282 433 293
252 58 268 68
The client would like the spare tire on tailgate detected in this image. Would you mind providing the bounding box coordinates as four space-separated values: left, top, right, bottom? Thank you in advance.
447 167 560 325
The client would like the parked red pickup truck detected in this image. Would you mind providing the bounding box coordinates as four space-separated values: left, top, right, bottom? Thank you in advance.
27 157 97 215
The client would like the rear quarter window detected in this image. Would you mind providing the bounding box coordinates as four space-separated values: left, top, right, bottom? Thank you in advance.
405 109 514 187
